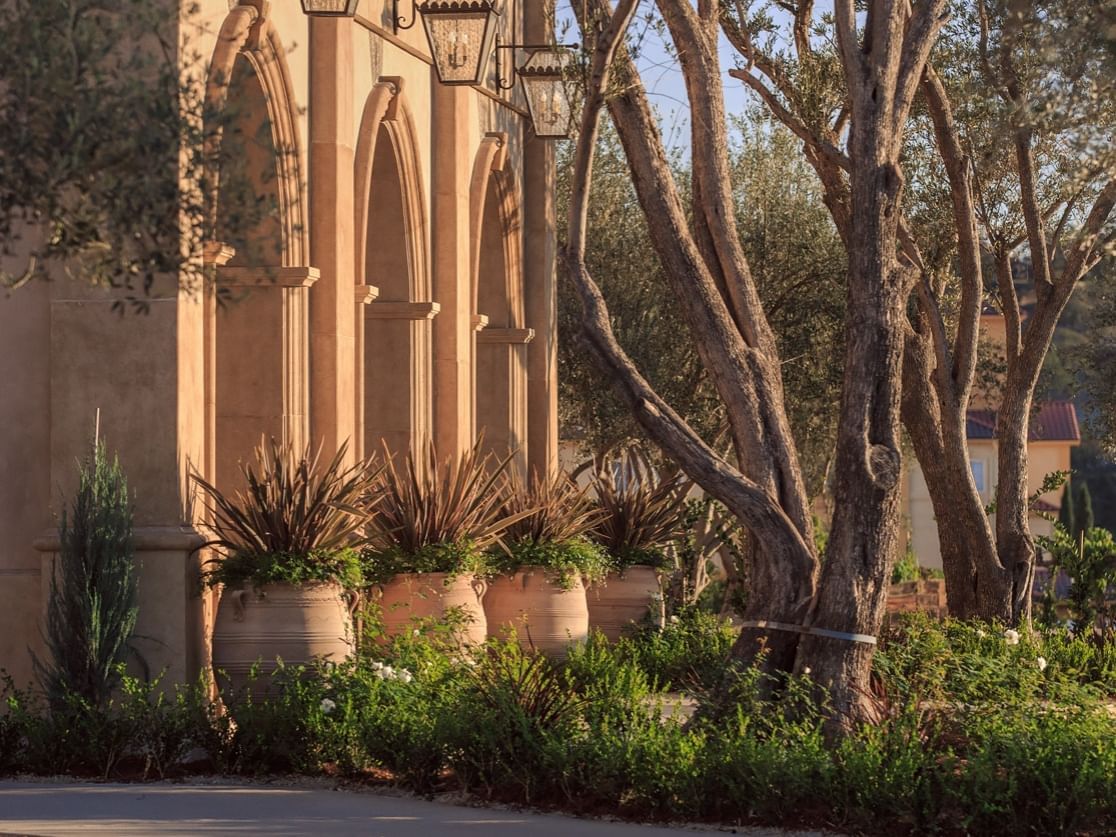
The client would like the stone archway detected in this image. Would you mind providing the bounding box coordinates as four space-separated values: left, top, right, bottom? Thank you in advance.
203 4 314 492
470 134 531 474
353 79 434 461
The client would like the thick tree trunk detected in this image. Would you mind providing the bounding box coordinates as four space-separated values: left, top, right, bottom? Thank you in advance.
900 326 1002 619
989 369 1039 624
793 0 949 725
795 151 910 725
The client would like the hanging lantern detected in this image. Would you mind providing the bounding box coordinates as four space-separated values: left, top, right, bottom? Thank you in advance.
419 1 502 85
519 48 574 139
300 0 361 16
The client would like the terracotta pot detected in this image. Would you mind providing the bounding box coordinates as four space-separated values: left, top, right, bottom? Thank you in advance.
212 581 354 700
587 565 663 642
483 568 589 659
373 572 487 646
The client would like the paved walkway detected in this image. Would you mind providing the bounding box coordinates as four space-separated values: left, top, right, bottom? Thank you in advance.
0 780 830 837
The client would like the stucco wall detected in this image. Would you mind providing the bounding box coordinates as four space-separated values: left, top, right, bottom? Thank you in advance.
0 0 556 687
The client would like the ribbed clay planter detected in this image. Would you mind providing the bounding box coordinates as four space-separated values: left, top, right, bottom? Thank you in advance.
212 581 354 700
373 572 487 647
587 565 663 641
483 568 589 659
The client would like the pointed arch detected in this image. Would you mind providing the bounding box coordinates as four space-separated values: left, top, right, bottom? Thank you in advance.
202 5 313 495
471 138 530 472
353 79 435 459
205 3 307 267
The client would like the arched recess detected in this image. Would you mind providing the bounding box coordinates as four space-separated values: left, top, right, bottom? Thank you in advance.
202 4 315 494
471 134 532 475
353 79 435 461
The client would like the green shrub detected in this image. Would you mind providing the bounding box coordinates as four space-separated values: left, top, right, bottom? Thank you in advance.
8 612 1116 835
625 607 737 690
489 537 610 589
36 440 138 709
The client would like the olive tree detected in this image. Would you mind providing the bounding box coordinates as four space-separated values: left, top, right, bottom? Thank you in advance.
562 0 948 726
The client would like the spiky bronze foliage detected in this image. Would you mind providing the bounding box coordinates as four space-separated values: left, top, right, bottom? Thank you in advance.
192 438 377 563
500 469 602 546
364 439 523 573
590 447 691 568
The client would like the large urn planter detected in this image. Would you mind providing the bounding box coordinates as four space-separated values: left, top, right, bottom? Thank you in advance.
483 568 589 659
587 565 663 641
374 572 488 646
212 581 354 700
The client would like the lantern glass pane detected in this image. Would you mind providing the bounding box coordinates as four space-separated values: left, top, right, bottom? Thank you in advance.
421 9 498 84
302 0 359 16
522 76 572 138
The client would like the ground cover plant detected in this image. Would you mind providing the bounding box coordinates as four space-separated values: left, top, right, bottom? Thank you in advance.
6 611 1116 835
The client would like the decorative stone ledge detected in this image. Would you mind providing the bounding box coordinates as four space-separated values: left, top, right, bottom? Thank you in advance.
471 314 489 332
216 266 320 288
477 327 535 344
355 283 380 304
33 525 209 553
364 301 440 320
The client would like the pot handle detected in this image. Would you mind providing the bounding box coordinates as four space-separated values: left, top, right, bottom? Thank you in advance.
343 589 362 617
471 577 488 601
228 589 249 622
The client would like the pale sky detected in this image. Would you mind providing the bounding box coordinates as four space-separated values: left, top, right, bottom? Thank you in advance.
554 1 835 152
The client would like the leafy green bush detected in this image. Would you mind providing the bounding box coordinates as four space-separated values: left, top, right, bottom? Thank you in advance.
624 607 738 689
7 613 1116 835
489 537 610 589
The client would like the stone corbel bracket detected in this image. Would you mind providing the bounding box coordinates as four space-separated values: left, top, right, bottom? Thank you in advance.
364 301 440 320
477 327 534 344
217 266 320 288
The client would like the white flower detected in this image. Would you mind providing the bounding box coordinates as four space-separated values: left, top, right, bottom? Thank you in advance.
976 629 986 639
373 668 387 680
320 698 336 714
802 667 811 676
669 615 679 624
382 665 395 679
370 661 384 671
398 669 414 684
1037 656 1048 672
413 628 421 637
1004 629 1020 646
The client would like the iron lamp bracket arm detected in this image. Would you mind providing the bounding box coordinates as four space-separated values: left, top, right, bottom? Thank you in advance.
494 39 579 91
393 0 418 32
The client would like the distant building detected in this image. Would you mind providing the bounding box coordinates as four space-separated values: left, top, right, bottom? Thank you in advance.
904 311 1080 569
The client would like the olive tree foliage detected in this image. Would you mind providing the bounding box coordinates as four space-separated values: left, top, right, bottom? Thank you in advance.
0 0 272 307
562 0 948 728
558 121 845 497
723 0 1116 624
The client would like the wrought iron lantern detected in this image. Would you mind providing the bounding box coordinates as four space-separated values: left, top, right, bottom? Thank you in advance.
517 48 574 139
300 0 361 17
414 1 502 85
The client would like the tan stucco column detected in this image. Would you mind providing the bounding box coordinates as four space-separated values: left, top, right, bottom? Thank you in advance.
522 0 559 478
522 135 559 477
308 17 356 461
34 277 208 687
431 82 475 459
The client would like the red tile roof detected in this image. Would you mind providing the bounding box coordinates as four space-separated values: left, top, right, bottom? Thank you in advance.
966 401 1080 442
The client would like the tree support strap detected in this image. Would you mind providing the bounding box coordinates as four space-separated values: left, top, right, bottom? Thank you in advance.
738 620 878 646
